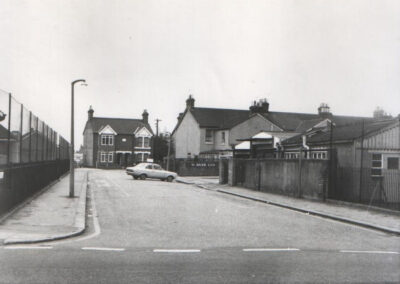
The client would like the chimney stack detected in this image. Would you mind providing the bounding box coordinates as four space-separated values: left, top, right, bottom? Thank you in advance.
88 105 94 120
249 98 269 115
318 103 332 118
142 109 149 124
186 95 195 109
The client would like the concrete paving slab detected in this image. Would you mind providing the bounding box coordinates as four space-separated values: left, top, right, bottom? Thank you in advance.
0 168 89 244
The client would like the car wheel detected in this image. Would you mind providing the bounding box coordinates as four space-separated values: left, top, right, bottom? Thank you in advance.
140 174 147 180
166 176 174 182
133 176 138 180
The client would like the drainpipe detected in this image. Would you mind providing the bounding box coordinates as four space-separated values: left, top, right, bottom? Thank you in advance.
302 135 310 159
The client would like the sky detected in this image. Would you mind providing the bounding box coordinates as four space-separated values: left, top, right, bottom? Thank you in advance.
0 0 399 148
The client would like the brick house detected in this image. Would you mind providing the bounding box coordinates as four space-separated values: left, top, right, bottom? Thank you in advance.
82 106 154 168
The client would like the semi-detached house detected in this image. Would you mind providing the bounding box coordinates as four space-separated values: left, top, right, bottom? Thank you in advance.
82 106 154 168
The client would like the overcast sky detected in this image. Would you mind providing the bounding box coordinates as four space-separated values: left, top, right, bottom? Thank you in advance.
1 0 399 148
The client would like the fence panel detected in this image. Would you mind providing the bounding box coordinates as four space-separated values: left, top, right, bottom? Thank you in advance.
0 91 9 166
21 107 31 163
31 114 38 162
9 97 22 164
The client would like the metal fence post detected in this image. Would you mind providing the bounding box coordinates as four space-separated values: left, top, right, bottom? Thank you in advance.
18 104 23 163
6 93 11 165
28 112 32 162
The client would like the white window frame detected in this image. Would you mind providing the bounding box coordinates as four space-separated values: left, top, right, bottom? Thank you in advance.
205 129 213 144
101 134 114 146
100 152 107 162
371 153 382 177
135 136 151 149
108 152 113 162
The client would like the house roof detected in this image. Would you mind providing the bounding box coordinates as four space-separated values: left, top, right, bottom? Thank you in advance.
190 107 250 129
283 118 399 146
84 117 154 135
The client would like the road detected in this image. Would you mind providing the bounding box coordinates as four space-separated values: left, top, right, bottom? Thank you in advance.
0 169 399 283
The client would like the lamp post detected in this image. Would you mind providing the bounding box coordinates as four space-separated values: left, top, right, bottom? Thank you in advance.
69 79 87 198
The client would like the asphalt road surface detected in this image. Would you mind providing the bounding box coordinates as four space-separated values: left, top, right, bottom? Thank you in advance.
1 169 399 283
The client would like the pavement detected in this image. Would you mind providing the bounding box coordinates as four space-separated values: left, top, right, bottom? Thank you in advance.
0 168 88 245
0 170 398 246
176 176 400 235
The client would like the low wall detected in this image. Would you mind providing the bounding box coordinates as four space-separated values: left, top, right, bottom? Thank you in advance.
229 158 329 200
167 159 219 176
0 160 70 217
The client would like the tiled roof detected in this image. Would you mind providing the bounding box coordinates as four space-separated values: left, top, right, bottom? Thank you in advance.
190 107 250 129
283 118 398 145
84 117 154 135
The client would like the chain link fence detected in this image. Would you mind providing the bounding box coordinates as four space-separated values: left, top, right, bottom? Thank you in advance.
0 90 70 167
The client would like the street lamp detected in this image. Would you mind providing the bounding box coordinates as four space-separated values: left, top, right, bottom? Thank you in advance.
69 79 87 198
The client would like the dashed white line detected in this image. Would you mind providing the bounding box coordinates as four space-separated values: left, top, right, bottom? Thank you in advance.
243 248 300 252
82 247 125 252
340 250 399 254
153 249 201 253
4 246 53 250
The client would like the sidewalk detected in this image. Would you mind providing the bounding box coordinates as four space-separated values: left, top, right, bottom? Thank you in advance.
0 168 88 245
177 176 400 235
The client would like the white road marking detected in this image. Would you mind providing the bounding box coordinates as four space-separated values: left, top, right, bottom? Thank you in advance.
243 248 300 252
153 249 201 253
82 247 125 252
4 246 53 250
340 250 399 254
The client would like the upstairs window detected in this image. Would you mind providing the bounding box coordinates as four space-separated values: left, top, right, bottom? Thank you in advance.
135 137 151 148
371 153 382 177
101 135 114 145
144 137 150 148
221 132 226 145
205 129 213 143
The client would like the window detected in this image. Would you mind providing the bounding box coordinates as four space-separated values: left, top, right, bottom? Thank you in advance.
101 135 114 145
144 137 150 148
205 129 213 143
221 132 226 145
122 138 127 142
387 157 399 170
371 153 382 176
100 152 113 163
135 137 151 148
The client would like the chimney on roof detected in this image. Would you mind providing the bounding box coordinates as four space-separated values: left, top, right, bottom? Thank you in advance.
142 109 149 124
186 95 195 109
88 105 94 120
249 98 269 115
318 103 332 118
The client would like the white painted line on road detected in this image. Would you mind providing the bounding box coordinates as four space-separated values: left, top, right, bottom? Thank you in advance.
153 249 201 253
340 250 399 254
243 248 300 252
82 247 125 252
4 246 53 250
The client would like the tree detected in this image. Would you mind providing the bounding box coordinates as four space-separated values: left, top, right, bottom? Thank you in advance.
152 133 169 163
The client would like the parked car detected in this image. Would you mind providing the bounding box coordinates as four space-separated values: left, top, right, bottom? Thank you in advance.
126 163 178 182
